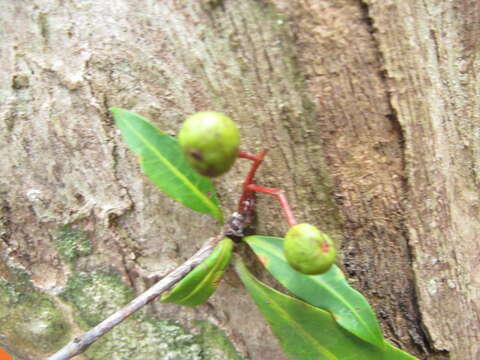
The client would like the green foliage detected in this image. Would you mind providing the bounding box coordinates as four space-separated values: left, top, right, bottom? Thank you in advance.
244 235 383 347
111 107 223 222
161 238 233 306
110 106 419 360
234 257 418 360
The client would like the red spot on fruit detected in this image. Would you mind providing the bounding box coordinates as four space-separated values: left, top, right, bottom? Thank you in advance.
321 242 330 253
189 149 203 161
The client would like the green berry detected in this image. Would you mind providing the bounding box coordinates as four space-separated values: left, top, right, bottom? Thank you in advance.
178 111 240 177
283 223 336 275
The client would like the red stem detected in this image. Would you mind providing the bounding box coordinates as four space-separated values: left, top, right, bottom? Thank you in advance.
246 184 297 227
237 150 268 216
238 150 269 188
238 151 261 161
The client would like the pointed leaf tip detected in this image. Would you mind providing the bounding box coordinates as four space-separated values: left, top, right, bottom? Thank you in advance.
235 257 418 360
244 235 384 348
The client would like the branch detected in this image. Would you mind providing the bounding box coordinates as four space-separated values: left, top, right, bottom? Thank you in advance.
48 149 267 360
47 234 223 360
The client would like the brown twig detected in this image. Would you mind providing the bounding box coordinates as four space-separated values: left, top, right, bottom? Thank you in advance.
48 149 269 360
47 234 223 360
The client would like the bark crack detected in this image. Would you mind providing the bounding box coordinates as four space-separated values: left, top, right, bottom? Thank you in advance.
83 55 135 219
0 197 12 248
357 1 447 358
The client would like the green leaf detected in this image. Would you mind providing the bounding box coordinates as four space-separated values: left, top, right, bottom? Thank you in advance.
161 238 233 306
384 343 420 360
234 257 418 360
244 235 383 347
111 107 223 222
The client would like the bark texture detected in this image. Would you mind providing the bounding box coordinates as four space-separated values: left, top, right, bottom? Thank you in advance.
0 0 478 359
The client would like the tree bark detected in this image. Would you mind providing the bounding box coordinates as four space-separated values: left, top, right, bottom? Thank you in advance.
0 1 478 359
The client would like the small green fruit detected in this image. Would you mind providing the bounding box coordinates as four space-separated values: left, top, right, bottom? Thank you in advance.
178 111 240 177
283 223 336 275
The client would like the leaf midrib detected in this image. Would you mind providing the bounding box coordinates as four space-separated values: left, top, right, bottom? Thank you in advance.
239 262 338 360
248 238 381 345
119 118 221 221
178 242 229 304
